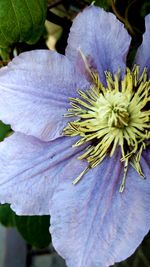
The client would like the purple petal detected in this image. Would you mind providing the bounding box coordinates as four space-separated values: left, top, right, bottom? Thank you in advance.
50 149 150 267
135 14 150 73
0 132 87 215
0 50 88 141
66 6 131 84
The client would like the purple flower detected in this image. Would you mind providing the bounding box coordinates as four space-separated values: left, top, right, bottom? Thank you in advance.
0 5 150 267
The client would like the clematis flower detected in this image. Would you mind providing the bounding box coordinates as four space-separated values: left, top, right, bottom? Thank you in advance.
0 5 150 267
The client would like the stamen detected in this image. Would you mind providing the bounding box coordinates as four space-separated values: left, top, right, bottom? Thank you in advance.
63 66 150 191
72 166 90 185
119 159 129 192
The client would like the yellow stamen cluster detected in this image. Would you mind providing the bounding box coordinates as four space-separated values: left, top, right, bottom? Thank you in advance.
63 66 150 192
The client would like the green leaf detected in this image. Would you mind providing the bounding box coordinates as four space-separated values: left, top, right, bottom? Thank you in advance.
15 215 51 248
0 0 47 48
0 121 11 141
0 204 16 227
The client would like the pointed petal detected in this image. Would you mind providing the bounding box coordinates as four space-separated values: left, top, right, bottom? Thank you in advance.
66 6 131 84
0 50 88 141
0 132 86 215
135 14 150 73
50 149 150 267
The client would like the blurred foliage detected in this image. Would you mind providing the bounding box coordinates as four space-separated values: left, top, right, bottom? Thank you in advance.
0 48 10 62
88 0 112 10
0 204 15 227
0 204 51 249
0 0 150 265
15 214 51 248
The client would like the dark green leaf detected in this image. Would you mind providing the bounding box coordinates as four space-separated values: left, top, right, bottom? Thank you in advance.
0 204 16 227
0 121 11 141
0 0 47 48
141 1 150 17
15 215 51 248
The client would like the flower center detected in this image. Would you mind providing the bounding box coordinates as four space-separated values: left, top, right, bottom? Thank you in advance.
63 66 150 192
96 92 130 128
